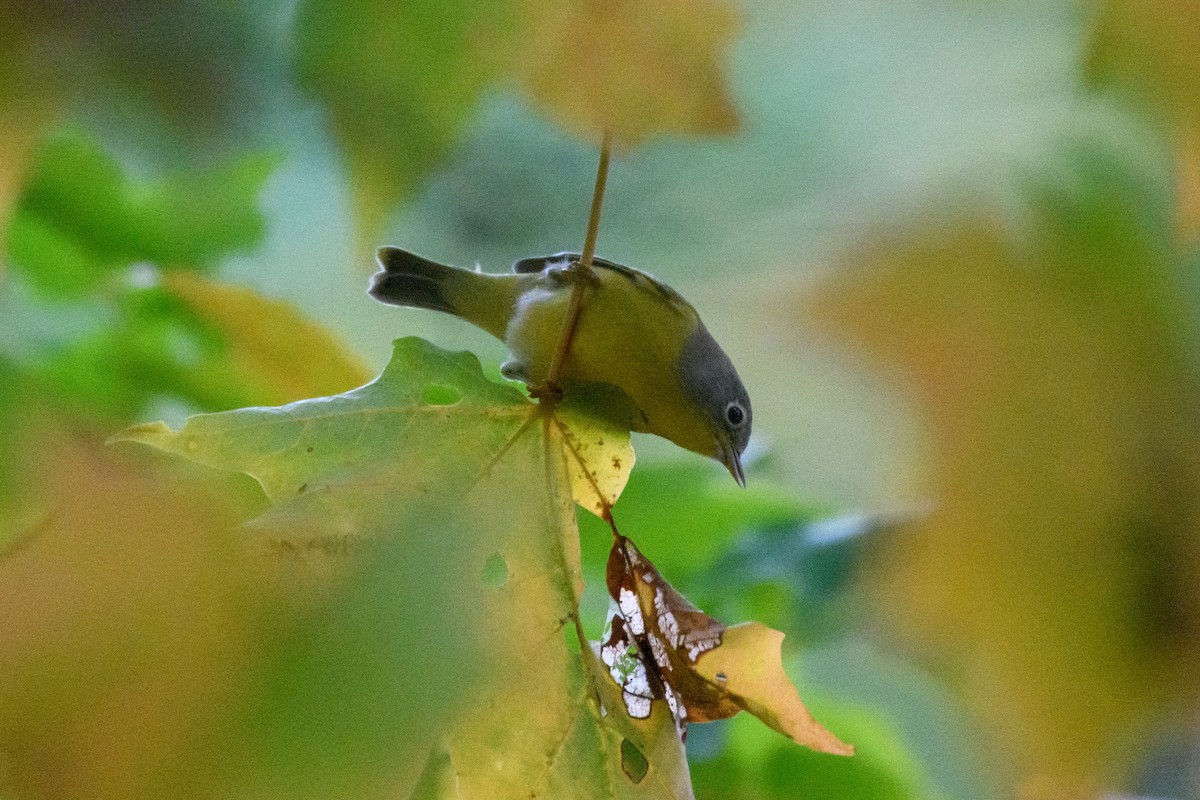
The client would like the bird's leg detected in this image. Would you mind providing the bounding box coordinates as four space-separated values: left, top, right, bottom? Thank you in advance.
545 262 601 288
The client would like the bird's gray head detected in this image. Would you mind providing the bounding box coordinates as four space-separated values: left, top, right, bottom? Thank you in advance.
677 324 752 486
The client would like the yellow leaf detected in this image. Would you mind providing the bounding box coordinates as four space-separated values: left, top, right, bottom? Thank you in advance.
555 406 636 518
692 623 853 755
443 423 690 799
809 222 1196 793
512 0 741 145
0 434 264 800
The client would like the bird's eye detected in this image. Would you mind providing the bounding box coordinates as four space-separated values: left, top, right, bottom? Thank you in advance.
725 402 746 427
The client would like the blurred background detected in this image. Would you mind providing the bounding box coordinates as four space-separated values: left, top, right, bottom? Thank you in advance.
2 0 1199 798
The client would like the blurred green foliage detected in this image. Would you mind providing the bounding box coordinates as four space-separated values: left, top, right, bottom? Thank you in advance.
1 128 367 430
2 0 1200 799
578 461 818 580
11 131 276 294
294 0 512 241
692 702 939 800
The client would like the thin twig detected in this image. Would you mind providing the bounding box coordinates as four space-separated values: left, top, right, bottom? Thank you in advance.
542 131 612 393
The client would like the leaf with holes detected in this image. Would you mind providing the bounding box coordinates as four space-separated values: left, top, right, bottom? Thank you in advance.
601 535 854 755
111 336 700 798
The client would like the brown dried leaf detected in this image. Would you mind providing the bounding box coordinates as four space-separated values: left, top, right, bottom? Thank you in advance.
600 535 853 755
510 0 741 146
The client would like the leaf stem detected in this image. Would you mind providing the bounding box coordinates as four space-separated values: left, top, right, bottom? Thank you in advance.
541 131 612 394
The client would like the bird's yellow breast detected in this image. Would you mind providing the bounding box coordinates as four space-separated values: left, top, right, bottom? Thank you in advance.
505 265 717 456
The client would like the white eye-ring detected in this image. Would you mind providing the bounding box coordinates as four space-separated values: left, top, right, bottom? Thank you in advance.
725 402 746 427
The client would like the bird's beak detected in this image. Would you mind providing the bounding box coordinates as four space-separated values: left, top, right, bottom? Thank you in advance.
718 436 746 488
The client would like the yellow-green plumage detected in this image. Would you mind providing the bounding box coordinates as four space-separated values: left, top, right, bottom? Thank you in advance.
369 248 751 484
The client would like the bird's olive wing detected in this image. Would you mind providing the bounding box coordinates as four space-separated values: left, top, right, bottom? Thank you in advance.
513 253 692 316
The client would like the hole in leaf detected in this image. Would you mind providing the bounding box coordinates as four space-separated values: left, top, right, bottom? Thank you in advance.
481 552 508 587
562 620 581 654
422 384 462 405
620 738 649 783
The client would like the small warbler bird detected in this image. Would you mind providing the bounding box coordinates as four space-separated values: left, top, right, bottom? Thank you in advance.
369 247 752 486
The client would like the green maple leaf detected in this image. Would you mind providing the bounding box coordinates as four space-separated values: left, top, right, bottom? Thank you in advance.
113 336 688 798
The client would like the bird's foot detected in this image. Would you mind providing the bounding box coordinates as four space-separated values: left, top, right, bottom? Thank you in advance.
504 360 564 407
527 381 564 406
546 261 601 287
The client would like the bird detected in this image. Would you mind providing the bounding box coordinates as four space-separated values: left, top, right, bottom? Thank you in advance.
368 247 751 486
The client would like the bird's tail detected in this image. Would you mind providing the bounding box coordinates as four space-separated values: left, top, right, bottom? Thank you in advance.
369 247 460 315
368 246 518 340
